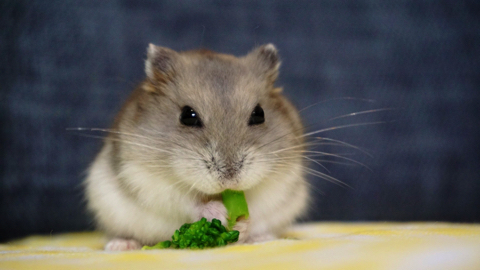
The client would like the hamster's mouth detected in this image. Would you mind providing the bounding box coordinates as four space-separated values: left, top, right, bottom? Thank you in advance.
198 193 222 203
193 183 246 198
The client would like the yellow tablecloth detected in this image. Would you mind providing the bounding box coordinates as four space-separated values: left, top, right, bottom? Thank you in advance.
1 223 480 269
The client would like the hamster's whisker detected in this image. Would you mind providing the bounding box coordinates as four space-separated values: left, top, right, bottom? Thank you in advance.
254 118 341 153
78 133 179 156
311 137 372 157
253 124 304 151
137 126 205 157
254 140 350 158
137 126 169 135
267 142 320 155
299 166 351 188
139 127 203 155
68 127 202 157
186 180 201 199
253 158 303 164
249 108 324 151
287 169 326 196
255 157 355 173
304 159 358 167
255 156 358 167
142 155 201 162
144 165 174 168
326 108 396 122
255 139 319 155
152 180 192 198
303 156 331 174
255 152 366 171
301 121 387 138
256 149 357 160
272 163 350 188
307 142 364 150
297 97 376 113
264 166 326 196
143 161 188 167
67 127 172 149
255 149 359 160
246 146 304 161
288 150 372 171
271 157 359 168
144 164 203 169
67 127 165 142
256 115 388 154
303 152 358 157
254 150 342 162
181 178 203 203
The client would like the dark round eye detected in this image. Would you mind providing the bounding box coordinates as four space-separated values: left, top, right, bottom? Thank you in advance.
249 105 265 125
180 106 202 127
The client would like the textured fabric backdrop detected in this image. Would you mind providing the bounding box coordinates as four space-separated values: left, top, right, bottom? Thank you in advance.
1 0 479 241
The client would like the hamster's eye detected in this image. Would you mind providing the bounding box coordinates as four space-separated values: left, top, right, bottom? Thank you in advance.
249 104 265 125
180 106 203 127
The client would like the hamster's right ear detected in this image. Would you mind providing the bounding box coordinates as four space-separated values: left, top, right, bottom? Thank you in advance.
145 44 178 84
245 44 281 84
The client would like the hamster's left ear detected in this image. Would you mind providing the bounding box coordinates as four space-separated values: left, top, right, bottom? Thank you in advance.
245 43 281 83
145 44 178 84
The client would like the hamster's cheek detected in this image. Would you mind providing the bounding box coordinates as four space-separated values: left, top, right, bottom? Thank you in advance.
173 165 223 194
237 159 273 190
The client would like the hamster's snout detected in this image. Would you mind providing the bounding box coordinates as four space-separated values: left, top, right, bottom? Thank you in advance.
204 154 245 182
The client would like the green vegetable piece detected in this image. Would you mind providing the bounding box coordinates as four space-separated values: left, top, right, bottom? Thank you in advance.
142 218 239 250
221 189 249 229
142 190 248 250
141 240 171 250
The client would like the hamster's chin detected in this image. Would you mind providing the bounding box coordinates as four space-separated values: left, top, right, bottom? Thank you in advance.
186 176 262 195
189 180 239 195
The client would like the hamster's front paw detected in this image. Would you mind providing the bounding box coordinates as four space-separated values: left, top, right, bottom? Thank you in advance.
232 218 250 244
105 238 142 251
196 200 250 244
197 200 228 227
247 233 277 243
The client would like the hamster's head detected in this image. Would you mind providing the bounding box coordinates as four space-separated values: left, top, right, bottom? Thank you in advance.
117 44 304 195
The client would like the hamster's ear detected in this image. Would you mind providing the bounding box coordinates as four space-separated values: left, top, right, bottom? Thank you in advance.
145 44 178 84
246 43 281 83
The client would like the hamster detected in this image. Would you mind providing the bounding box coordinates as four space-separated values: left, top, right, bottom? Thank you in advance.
84 43 309 251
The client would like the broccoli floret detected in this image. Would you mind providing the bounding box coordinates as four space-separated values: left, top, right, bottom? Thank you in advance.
142 218 239 250
142 189 248 250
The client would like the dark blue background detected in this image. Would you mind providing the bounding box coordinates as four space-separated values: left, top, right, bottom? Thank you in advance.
1 0 479 241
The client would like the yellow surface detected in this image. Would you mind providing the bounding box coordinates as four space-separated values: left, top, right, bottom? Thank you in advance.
1 223 480 270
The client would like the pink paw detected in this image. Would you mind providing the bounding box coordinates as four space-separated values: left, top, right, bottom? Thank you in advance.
247 233 277 243
105 238 142 251
197 200 228 227
196 200 251 244
232 218 250 244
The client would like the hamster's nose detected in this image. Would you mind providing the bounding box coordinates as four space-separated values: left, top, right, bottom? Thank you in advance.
218 159 244 181
223 166 237 179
